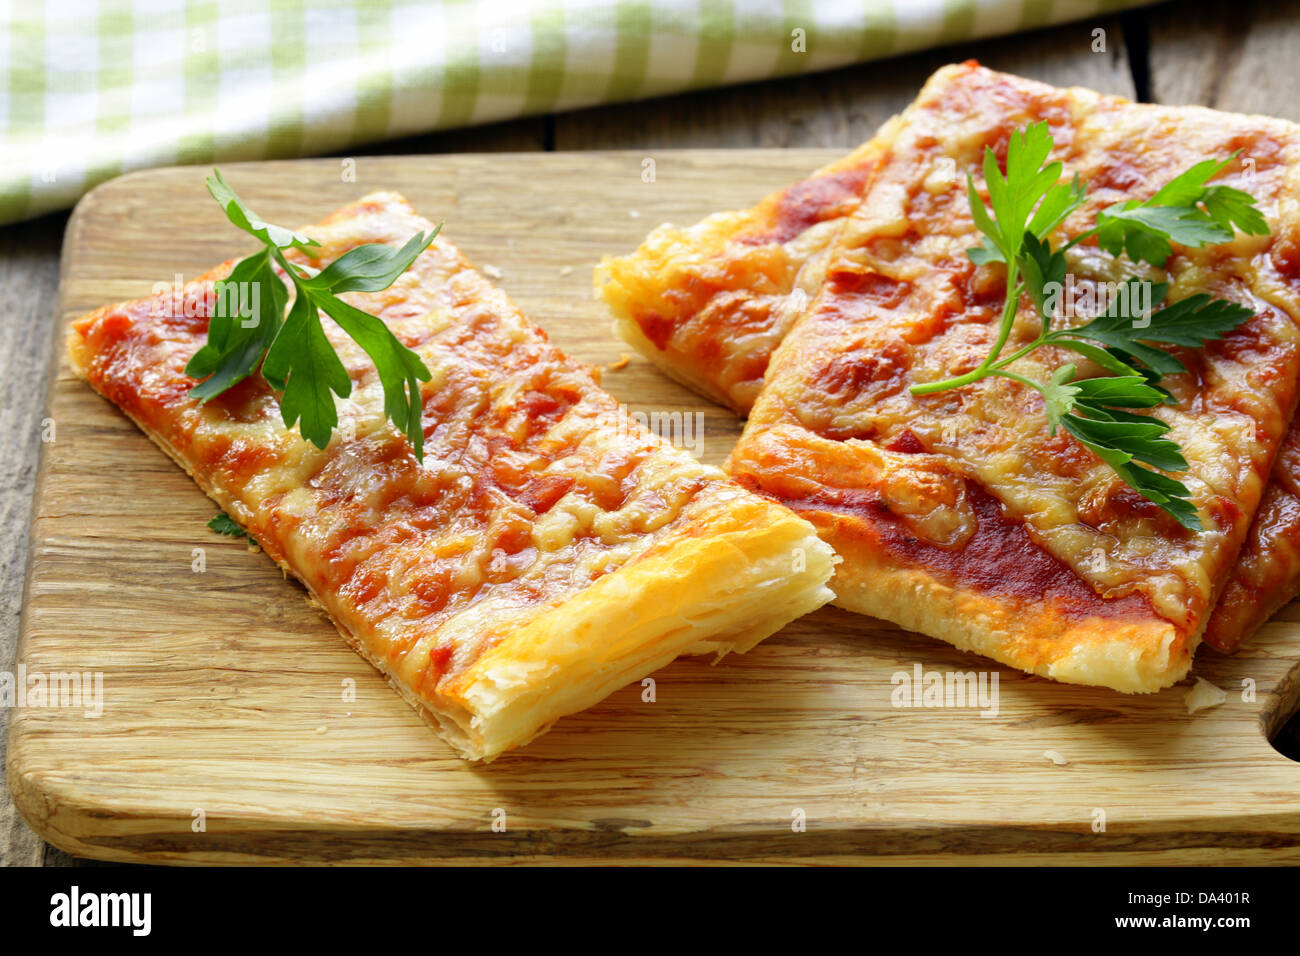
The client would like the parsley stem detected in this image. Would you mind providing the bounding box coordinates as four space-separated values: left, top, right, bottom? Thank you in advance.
908 335 1049 397
910 264 1026 396
909 367 991 395
271 246 311 283
983 263 1022 368
1058 224 1100 253
988 369 1043 393
990 335 1049 370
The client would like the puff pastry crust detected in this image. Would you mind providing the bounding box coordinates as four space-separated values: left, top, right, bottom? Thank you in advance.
725 63 1300 692
68 192 836 759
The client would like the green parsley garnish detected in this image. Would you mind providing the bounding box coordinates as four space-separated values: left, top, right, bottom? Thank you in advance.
206 512 247 537
912 122 1268 531
184 170 440 460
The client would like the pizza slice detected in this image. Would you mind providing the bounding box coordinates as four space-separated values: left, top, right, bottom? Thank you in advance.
725 63 1300 693
1204 424 1300 652
595 137 883 414
68 191 837 760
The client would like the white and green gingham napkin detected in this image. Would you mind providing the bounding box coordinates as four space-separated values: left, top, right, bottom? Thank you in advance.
1 0 1152 225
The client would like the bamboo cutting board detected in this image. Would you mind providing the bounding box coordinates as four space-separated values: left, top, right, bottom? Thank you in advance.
10 154 1300 865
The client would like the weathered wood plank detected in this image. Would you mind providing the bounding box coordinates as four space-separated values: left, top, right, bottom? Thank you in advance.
340 116 549 157
0 213 65 867
1148 0 1300 118
555 18 1135 150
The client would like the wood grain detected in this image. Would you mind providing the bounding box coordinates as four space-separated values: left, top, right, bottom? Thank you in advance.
555 17 1136 150
8 154 1300 865
0 214 64 867
1148 0 1300 118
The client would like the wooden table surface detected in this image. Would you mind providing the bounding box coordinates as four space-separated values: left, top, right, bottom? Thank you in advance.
3 0 1297 866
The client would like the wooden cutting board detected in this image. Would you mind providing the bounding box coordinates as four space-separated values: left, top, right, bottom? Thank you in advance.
10 154 1300 865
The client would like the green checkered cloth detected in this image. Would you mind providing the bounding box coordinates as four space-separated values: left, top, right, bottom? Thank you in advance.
1 0 1152 226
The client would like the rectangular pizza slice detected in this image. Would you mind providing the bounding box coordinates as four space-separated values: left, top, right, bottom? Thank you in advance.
723 63 1300 692
68 191 837 760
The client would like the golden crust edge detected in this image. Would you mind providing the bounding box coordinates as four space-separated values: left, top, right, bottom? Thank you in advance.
823 539 1193 694
444 504 838 760
608 313 743 412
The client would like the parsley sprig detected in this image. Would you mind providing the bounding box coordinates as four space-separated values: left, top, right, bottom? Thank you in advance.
911 122 1268 530
206 511 247 537
184 171 440 460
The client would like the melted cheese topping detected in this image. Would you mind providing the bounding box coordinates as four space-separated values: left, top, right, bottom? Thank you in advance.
739 63 1300 632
